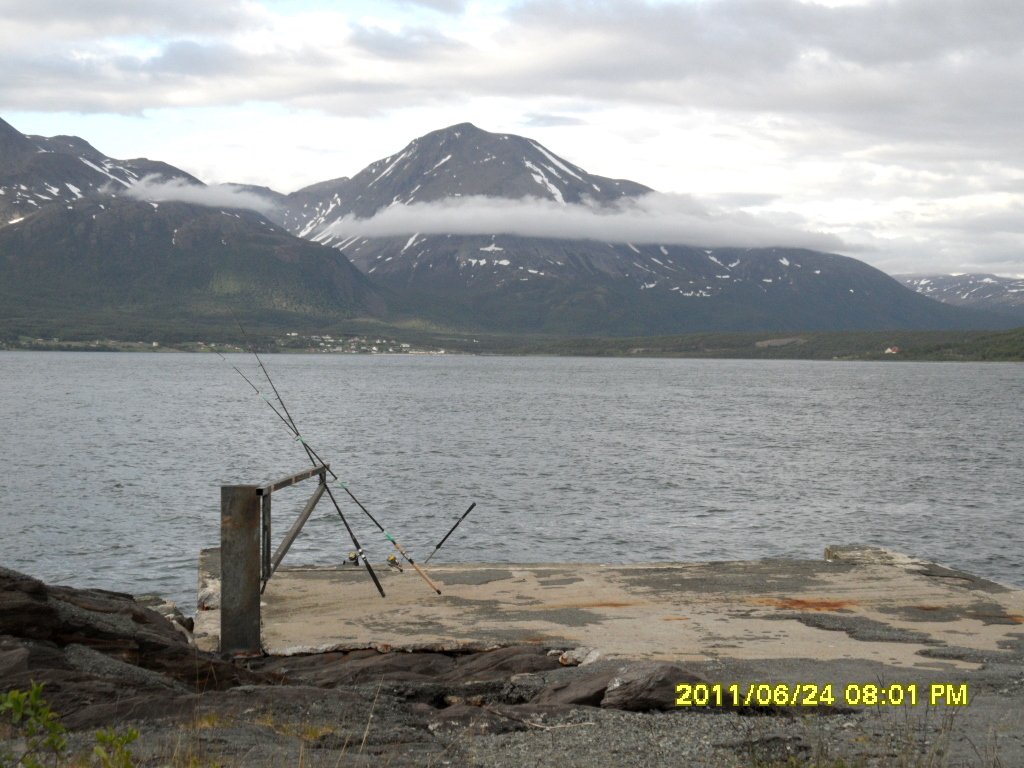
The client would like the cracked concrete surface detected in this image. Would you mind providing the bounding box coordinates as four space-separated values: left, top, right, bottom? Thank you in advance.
196 545 1023 672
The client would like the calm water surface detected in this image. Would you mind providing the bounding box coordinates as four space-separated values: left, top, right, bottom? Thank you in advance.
0 352 1020 611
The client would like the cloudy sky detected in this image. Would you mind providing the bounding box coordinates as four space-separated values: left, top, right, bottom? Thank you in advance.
2 0 1022 276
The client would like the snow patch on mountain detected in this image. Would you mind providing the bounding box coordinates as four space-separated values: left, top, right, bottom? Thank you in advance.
79 157 131 187
898 273 1024 318
368 149 414 188
429 155 452 173
523 160 565 203
530 141 583 181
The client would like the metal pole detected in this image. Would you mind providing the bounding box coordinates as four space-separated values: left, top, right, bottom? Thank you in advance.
267 478 327 584
261 492 272 585
220 484 262 655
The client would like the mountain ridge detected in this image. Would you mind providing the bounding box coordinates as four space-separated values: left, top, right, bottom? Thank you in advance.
278 122 652 241
0 115 1017 339
0 122 390 339
0 115 201 228
275 122 1012 334
897 273 1024 323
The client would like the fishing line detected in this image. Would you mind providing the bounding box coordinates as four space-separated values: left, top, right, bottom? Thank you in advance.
222 319 443 595
218 327 386 598
214 350 295 435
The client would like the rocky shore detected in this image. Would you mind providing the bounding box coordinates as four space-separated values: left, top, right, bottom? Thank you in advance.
2 565 1022 767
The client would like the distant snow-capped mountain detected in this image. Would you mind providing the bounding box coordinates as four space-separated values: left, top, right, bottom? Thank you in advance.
897 274 1024 323
278 122 1007 334
0 116 385 336
0 116 197 227
280 122 650 239
0 114 1013 337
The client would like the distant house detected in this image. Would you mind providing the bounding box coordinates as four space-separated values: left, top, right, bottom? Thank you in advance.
884 346 901 355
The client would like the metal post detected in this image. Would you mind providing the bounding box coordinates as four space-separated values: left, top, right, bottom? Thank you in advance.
220 484 262 655
261 492 272 584
268 477 327 580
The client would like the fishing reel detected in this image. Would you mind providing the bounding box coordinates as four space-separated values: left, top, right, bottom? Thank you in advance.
346 551 360 566
386 554 404 573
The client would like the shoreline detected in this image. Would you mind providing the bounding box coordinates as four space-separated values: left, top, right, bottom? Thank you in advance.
3 326 1023 361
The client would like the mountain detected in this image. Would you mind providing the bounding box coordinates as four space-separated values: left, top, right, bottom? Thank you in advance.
0 195 387 339
1 116 1014 341
897 274 1024 323
0 116 386 339
0 116 198 228
280 123 1010 334
280 122 649 236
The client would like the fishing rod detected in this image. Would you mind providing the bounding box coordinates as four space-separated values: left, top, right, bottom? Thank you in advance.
336 481 441 594
217 337 384 598
423 502 477 564
242 378 438 595
225 322 443 596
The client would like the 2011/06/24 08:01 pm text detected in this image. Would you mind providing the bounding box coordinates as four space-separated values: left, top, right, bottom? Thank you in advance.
675 683 970 708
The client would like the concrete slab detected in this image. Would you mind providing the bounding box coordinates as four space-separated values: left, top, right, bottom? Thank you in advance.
195 545 1024 673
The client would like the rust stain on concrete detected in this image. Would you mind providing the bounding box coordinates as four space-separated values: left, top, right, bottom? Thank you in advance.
756 597 859 612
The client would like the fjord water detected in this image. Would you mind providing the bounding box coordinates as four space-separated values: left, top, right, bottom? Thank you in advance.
1 352 1020 611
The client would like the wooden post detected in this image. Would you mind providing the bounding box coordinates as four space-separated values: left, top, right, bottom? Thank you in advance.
220 485 262 655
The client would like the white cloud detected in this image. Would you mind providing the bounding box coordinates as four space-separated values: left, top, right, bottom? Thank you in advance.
323 193 846 251
394 0 468 12
123 176 278 213
0 0 252 37
2 0 1022 275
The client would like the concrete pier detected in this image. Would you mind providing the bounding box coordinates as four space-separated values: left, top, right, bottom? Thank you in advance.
195 545 1023 672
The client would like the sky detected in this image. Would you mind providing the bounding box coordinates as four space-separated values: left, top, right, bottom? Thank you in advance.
2 0 1022 276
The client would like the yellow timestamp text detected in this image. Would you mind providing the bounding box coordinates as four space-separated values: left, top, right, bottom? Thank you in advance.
675 682 969 708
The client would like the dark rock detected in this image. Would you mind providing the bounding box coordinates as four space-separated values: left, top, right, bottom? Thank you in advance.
532 668 619 707
445 645 563 680
60 693 200 730
251 645 562 690
0 643 32 678
600 663 704 712
63 644 188 692
0 635 72 687
254 647 379 674
0 566 271 724
198 684 371 718
249 649 350 678
134 592 195 634
319 650 459 684
426 702 572 735
0 568 61 635
254 649 459 686
531 663 707 712
427 702 522 734
1 567 180 654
